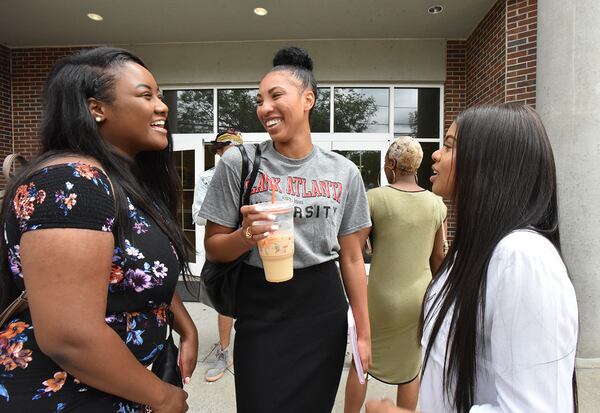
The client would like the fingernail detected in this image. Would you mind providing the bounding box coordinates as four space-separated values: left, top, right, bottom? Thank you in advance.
185 377 190 384
270 224 279 230
267 214 276 220
263 232 270 237
255 206 263 212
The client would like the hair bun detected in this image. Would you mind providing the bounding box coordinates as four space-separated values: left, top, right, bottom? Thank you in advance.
273 46 313 71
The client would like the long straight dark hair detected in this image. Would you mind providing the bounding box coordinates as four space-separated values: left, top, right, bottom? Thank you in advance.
421 103 576 412
0 47 192 309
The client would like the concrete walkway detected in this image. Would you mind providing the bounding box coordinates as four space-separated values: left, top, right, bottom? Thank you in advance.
180 302 600 413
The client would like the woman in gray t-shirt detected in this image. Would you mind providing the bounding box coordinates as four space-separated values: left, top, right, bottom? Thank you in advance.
199 46 372 413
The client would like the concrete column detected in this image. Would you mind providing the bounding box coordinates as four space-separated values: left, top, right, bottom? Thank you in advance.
537 0 600 363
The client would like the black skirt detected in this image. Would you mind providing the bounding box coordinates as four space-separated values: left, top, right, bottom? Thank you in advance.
234 260 348 413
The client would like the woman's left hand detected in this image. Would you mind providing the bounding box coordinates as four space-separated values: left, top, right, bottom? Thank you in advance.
178 331 198 385
358 335 372 373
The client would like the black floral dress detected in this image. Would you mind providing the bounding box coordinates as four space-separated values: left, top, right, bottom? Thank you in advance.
0 163 180 412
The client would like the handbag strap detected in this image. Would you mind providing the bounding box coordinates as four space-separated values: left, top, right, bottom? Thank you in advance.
236 144 262 226
236 146 250 225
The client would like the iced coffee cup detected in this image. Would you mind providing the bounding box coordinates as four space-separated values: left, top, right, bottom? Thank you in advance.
254 201 294 283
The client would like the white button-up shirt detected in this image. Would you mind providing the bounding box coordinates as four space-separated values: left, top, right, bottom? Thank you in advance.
420 230 578 413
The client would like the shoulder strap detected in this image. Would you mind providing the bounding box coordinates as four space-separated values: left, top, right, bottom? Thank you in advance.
236 146 250 224
235 144 262 226
242 144 262 206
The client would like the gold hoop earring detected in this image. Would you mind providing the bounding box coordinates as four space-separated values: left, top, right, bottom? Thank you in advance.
391 169 396 184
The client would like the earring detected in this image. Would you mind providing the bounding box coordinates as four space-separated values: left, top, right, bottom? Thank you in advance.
414 174 419 184
391 169 396 184
95 116 102 123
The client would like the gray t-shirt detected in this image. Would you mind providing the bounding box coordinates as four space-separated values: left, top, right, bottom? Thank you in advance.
199 141 371 269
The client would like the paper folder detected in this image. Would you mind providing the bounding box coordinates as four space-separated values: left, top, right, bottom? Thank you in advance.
347 306 366 384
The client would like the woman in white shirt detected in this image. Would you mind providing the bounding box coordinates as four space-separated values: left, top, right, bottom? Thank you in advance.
366 103 578 413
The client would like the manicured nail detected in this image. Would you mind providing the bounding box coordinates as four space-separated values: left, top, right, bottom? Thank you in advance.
255 206 263 211
263 232 270 237
185 377 190 384
267 214 276 220
270 224 279 231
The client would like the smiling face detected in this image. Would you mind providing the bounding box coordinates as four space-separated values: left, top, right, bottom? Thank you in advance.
431 121 457 200
256 71 315 144
90 62 168 157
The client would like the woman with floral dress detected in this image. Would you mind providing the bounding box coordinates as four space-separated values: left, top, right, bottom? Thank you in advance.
0 47 196 412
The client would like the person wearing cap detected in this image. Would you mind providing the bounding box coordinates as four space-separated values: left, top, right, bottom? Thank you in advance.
191 129 242 382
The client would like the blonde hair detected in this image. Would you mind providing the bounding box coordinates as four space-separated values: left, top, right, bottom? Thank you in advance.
386 136 423 175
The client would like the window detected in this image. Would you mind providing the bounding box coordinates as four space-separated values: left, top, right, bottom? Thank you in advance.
174 150 196 263
310 87 331 132
394 88 440 138
217 89 263 132
334 88 389 133
164 89 213 133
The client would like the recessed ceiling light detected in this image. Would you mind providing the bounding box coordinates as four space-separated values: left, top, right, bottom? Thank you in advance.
87 12 104 21
428 5 444 15
254 7 268 16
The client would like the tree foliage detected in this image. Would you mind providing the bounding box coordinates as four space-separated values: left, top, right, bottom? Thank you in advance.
334 90 378 132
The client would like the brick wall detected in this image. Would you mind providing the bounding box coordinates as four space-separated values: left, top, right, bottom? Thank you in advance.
0 45 12 188
11 47 85 159
466 0 506 107
443 0 538 242
506 0 537 106
444 40 467 133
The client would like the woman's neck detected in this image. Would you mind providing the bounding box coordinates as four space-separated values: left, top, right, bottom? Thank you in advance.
273 128 313 159
389 173 422 191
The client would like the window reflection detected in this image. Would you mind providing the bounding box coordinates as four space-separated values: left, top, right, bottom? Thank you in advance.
217 89 264 132
394 88 440 139
310 87 331 132
174 150 196 263
334 88 389 133
164 90 213 134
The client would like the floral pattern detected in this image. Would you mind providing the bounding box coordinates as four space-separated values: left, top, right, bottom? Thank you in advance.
1 163 179 411
54 182 77 216
13 182 46 230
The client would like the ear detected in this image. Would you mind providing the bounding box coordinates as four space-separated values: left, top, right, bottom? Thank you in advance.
87 97 106 122
303 89 315 112
385 157 397 170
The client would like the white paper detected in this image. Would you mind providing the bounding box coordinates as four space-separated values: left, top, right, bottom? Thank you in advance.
347 306 366 384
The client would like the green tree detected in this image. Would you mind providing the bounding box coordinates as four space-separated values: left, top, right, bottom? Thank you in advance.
217 89 263 132
174 90 213 133
334 90 378 132
408 110 418 135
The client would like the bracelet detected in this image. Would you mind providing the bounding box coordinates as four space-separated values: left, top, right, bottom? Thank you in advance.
244 226 253 240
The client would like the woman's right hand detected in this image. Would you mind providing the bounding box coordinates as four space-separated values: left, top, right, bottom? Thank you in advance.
239 204 278 244
151 384 188 413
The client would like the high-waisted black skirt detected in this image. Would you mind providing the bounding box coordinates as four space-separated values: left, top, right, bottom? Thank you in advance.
234 260 348 413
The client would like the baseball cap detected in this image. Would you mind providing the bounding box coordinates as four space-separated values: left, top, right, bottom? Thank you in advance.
210 129 243 147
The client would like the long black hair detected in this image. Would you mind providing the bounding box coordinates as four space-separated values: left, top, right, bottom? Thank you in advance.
0 47 192 309
422 103 569 412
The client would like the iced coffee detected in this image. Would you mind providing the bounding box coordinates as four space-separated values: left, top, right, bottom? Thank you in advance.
255 201 294 282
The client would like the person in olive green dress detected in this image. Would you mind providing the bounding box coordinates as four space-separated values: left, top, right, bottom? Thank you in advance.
344 136 446 413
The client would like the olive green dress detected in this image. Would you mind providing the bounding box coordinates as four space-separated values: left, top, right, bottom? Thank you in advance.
367 186 446 384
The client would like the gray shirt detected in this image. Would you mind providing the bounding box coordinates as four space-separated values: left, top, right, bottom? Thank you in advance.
199 140 371 269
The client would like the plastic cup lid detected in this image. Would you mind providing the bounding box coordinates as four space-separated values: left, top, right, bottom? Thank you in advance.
256 201 293 213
